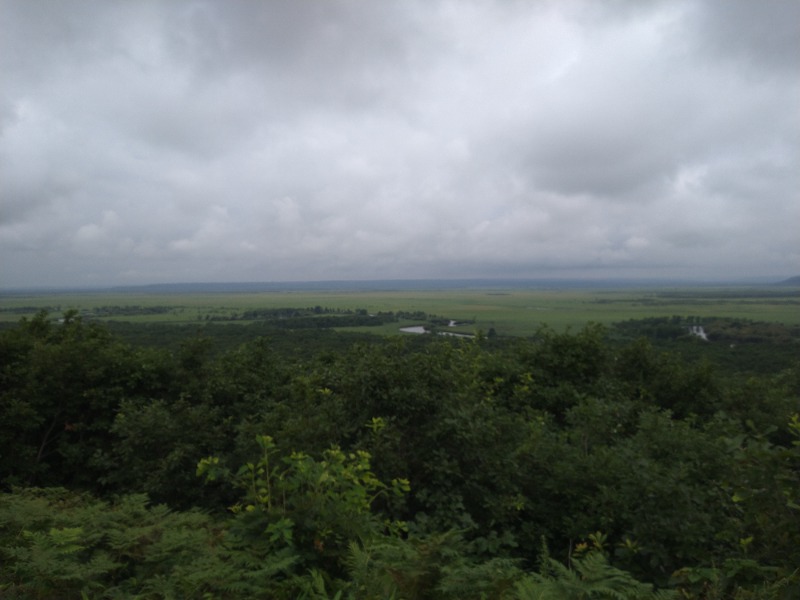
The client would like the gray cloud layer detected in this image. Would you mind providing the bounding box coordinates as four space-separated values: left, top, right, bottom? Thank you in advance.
1 0 798 287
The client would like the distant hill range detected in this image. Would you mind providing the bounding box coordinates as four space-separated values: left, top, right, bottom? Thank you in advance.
105 279 662 293
4 277 800 295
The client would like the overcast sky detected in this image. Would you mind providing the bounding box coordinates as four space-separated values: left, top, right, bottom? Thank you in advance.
1 0 798 288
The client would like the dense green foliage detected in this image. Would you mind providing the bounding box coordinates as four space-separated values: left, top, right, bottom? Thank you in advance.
611 316 800 375
1 311 798 598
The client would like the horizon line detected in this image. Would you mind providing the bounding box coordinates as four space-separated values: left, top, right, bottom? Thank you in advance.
2 275 797 294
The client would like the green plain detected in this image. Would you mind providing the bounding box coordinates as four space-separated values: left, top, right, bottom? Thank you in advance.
2 286 798 337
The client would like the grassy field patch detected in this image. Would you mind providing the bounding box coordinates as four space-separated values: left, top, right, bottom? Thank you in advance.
1 286 798 336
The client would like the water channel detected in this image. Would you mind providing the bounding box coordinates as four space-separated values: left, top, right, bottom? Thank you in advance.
399 321 473 338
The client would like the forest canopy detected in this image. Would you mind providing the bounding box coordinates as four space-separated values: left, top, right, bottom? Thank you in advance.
0 310 798 599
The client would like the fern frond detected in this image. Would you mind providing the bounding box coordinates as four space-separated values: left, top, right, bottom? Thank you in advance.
515 551 678 600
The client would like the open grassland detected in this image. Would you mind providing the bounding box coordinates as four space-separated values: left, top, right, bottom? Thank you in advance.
1 286 798 337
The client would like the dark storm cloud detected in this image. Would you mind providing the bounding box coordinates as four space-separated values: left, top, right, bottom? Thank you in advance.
0 0 797 287
692 0 800 71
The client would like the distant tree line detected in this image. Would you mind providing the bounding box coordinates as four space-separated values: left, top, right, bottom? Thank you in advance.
198 307 455 331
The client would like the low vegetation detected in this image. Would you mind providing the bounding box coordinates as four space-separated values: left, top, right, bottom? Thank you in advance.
2 285 799 334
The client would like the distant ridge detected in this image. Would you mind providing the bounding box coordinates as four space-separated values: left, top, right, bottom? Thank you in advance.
100 278 753 293
106 279 657 293
2 277 792 295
